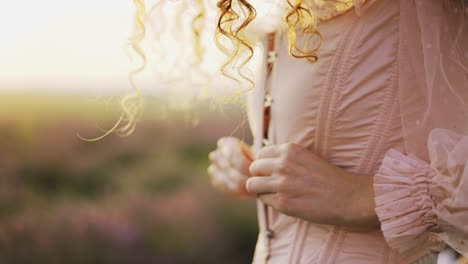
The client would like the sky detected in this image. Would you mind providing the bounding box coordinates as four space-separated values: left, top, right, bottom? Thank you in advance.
0 0 135 95
0 0 277 96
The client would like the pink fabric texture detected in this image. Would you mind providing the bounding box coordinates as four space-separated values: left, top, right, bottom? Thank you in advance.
244 0 468 263
375 129 468 257
375 0 468 258
354 0 378 16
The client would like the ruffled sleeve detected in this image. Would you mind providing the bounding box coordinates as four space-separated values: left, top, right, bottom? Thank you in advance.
374 128 468 256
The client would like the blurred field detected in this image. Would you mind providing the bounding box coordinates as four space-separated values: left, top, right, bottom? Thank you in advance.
0 94 257 264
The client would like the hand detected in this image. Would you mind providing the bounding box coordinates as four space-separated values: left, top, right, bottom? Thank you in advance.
208 137 254 198
246 143 379 230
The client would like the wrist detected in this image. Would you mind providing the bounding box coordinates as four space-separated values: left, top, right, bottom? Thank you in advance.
341 172 380 231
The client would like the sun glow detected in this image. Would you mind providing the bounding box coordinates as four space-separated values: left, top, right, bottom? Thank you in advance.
0 0 134 95
0 0 279 96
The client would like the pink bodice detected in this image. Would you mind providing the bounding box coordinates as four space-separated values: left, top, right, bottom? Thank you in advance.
245 0 468 263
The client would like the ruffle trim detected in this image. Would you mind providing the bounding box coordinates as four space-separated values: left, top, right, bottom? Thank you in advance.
374 149 440 253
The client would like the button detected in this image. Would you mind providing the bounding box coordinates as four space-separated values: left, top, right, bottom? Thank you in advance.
264 95 273 107
265 229 274 239
267 51 277 63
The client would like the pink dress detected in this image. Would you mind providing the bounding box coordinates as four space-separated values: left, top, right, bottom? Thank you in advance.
245 0 468 263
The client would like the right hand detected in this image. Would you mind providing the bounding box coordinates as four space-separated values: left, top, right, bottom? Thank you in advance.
208 137 254 198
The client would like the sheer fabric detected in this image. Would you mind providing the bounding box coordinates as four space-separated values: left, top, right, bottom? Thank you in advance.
374 0 468 257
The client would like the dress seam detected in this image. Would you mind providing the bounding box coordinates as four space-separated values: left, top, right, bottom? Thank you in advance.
327 229 347 264
288 220 309 264
356 16 400 175
294 223 309 263
314 28 349 156
287 220 301 263
382 244 391 264
359 65 398 174
315 15 361 264
314 19 358 157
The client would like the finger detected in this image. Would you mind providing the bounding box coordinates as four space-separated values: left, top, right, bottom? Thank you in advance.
245 176 278 195
208 165 237 191
210 150 230 170
218 136 239 150
229 146 252 176
226 167 249 185
218 138 252 176
220 138 242 160
256 144 282 159
208 164 222 185
217 137 228 148
224 167 252 196
208 151 216 162
249 158 276 176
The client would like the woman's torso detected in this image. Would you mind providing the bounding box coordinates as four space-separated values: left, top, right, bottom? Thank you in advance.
246 0 443 263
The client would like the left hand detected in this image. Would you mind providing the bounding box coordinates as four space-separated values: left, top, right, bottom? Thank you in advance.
246 143 379 230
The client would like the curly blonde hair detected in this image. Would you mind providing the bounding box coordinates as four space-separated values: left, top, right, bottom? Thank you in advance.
78 0 148 141
216 0 322 92
79 0 322 140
